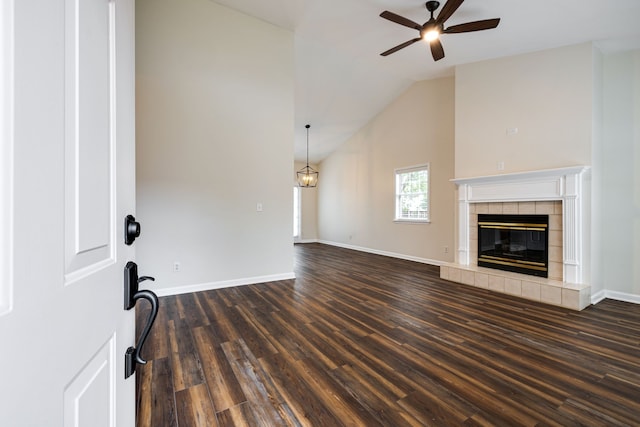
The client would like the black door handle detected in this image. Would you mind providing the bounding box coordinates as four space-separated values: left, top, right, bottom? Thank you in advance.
124 261 159 379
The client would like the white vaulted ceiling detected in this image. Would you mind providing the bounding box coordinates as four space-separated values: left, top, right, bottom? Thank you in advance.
210 0 640 163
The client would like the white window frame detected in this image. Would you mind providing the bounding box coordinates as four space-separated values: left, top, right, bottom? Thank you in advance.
394 163 430 223
293 186 301 239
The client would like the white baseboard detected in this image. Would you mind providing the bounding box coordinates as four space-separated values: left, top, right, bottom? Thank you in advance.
318 240 444 267
592 289 640 305
590 290 606 305
155 272 296 297
294 239 319 244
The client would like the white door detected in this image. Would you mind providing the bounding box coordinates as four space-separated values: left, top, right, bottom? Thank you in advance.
1 0 138 426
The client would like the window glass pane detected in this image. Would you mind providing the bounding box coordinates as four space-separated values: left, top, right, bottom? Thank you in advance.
395 165 429 221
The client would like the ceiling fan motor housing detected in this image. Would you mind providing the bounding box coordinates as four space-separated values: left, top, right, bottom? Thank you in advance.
423 1 442 37
426 1 440 13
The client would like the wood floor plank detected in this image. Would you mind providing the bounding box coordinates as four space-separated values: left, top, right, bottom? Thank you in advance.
259 352 346 426
146 357 177 427
168 318 205 391
175 384 217 427
135 359 153 427
192 324 246 412
215 403 259 427
137 243 640 426
220 339 291 426
330 363 421 426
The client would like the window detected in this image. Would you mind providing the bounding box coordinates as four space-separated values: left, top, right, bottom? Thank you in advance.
395 164 429 222
293 186 301 238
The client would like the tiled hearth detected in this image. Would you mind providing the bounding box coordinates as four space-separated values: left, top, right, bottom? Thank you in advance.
443 167 591 311
440 261 590 310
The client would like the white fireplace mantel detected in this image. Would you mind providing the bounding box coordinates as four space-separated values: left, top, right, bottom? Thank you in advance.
451 166 590 285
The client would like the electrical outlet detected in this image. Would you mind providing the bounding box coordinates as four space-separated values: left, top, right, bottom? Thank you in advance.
444 246 449 254
497 161 505 171
173 262 181 272
257 202 263 212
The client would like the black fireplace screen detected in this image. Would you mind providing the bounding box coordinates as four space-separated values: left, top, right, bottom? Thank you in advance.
478 214 549 278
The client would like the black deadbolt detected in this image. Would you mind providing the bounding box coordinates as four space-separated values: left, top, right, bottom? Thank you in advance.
124 215 141 245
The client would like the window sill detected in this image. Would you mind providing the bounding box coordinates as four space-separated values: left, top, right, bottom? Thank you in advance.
394 219 430 225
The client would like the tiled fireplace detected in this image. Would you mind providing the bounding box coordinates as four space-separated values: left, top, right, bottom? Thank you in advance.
441 166 591 310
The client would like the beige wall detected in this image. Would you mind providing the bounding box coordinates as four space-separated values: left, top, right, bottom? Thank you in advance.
294 161 319 242
454 42 640 302
135 0 295 294
318 78 456 263
455 43 595 178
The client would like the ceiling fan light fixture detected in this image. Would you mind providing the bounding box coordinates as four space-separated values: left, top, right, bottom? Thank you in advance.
423 28 440 42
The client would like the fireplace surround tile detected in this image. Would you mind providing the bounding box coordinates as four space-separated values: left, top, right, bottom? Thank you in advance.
475 203 489 214
488 203 503 214
502 202 518 214
549 214 563 230
562 288 583 311
549 261 564 280
475 273 489 289
535 201 555 214
488 276 505 293
504 278 522 296
549 246 562 262
461 270 475 286
541 284 562 305
522 281 541 300
517 202 536 214
449 267 461 283
549 230 563 247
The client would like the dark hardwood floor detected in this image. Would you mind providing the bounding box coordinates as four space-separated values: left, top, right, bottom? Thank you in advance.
136 243 640 426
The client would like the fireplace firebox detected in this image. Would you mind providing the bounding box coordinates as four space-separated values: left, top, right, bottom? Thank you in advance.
478 214 549 278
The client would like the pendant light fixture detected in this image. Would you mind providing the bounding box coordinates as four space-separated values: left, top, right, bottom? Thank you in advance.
297 124 318 188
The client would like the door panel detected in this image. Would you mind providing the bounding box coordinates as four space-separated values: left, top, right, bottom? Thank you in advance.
64 0 114 279
0 0 136 425
63 337 114 427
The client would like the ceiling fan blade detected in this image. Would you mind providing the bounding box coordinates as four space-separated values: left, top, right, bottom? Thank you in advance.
380 38 422 56
380 11 422 30
430 38 445 61
443 18 500 34
436 0 464 25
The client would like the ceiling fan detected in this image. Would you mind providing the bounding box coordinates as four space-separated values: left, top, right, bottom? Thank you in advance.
380 0 500 61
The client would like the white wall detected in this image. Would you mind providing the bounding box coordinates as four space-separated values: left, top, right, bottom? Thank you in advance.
136 0 295 295
596 49 640 300
294 161 318 242
455 43 595 178
318 78 456 264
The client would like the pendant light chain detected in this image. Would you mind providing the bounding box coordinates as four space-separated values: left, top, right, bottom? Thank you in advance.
305 124 310 168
